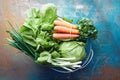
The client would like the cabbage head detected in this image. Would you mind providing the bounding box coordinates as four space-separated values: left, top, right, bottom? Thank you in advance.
59 41 86 62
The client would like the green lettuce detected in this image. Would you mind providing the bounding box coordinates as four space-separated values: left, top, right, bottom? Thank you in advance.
41 3 57 24
59 41 86 62
36 51 51 65
20 3 57 48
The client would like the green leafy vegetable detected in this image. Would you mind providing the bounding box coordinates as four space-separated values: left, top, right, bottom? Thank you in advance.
7 21 36 60
51 51 60 59
40 4 57 31
62 17 73 23
41 3 57 24
26 8 40 18
36 51 51 65
20 3 57 49
36 31 56 49
59 41 86 62
20 8 41 47
23 8 41 35
41 23 54 31
77 18 98 42
20 26 37 47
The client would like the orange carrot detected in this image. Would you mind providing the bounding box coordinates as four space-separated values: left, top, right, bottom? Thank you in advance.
53 33 79 39
54 26 80 34
54 20 77 29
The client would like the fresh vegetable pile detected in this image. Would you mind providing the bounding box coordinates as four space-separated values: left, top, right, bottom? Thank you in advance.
7 3 97 71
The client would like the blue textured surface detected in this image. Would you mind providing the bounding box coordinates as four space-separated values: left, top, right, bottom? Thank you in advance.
0 0 120 80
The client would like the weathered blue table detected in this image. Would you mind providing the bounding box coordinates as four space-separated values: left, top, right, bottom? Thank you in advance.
0 0 120 80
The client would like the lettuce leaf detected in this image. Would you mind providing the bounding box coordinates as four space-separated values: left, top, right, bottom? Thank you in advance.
59 41 86 62
20 26 37 47
41 3 57 24
20 3 57 48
